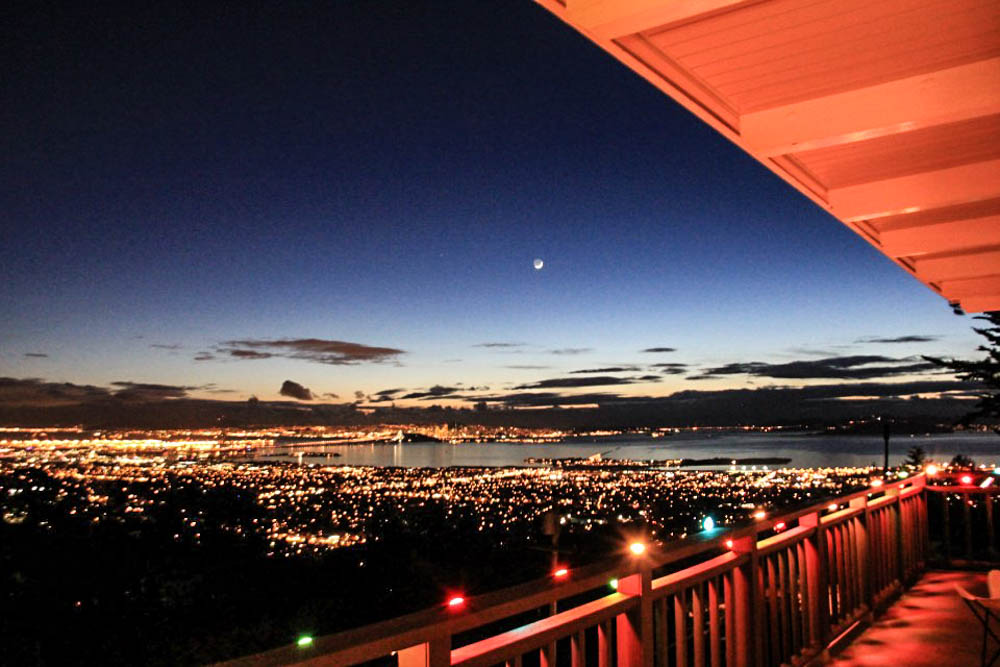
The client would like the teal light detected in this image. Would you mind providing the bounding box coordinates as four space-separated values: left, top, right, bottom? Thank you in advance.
297 636 313 648
702 516 716 531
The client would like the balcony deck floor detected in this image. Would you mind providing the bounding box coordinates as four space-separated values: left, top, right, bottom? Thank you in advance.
831 570 995 667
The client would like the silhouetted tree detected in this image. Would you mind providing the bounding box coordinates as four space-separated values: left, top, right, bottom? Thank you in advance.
903 446 927 468
950 453 975 468
924 311 1000 435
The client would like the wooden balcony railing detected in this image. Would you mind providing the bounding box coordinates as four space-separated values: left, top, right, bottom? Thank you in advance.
226 472 955 667
926 471 999 566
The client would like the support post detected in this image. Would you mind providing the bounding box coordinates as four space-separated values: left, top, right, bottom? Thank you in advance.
617 565 653 667
398 636 451 667
729 535 759 667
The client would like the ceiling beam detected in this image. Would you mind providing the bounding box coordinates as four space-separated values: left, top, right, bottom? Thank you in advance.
953 295 1000 313
740 58 1000 157
880 215 1000 257
939 275 1000 299
828 159 1000 222
915 250 1000 283
564 0 751 41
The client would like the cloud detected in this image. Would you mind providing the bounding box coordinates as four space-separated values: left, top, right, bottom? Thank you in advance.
855 335 941 344
0 377 110 406
642 347 676 353
400 385 460 400
24 353 49 358
193 353 216 361
216 338 404 365
474 342 526 349
279 380 313 401
514 375 651 389
689 355 939 380
505 365 551 370
150 343 182 351
570 366 640 374
548 348 592 355
476 379 974 413
110 381 195 401
228 349 274 360
375 388 405 397
650 362 687 375
323 392 340 399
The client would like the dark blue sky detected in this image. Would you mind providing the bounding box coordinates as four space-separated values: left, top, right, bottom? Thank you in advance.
1 1 979 405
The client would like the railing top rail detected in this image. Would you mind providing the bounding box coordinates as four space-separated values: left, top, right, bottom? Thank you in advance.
451 592 635 667
225 472 925 666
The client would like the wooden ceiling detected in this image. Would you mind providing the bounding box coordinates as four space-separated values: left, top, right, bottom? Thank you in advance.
538 0 1000 312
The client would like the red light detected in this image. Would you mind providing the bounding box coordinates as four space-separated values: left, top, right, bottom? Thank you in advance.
553 568 569 578
774 522 786 531
961 475 973 485
447 596 465 608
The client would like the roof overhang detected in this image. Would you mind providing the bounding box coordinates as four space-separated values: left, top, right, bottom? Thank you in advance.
537 0 1000 312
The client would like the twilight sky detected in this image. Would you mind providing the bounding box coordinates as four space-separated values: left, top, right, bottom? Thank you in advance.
0 1 984 411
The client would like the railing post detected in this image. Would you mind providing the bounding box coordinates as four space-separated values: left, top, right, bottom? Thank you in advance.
398 635 450 667
941 490 951 564
616 564 653 667
800 510 829 657
963 492 974 560
987 493 996 561
884 485 903 585
849 495 872 619
729 535 759 667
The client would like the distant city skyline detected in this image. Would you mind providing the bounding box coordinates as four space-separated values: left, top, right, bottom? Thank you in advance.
1 1 985 414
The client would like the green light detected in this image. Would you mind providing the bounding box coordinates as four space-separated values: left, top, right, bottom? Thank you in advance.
297 636 313 647
609 578 618 590
702 516 716 531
